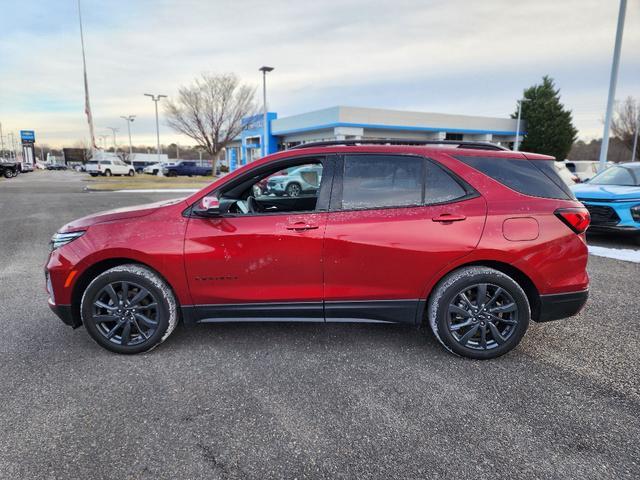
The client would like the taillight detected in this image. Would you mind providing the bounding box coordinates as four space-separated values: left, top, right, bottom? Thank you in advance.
554 207 590 234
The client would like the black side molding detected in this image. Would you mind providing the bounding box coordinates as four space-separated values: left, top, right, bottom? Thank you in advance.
537 290 588 322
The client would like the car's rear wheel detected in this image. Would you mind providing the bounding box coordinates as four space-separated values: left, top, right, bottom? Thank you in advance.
428 266 530 359
81 264 178 354
128 169 135 176
103 169 112 177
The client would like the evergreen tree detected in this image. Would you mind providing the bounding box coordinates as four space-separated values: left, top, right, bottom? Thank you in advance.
513 76 578 160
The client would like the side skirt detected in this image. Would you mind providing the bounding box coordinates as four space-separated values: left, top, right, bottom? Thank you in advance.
181 300 423 325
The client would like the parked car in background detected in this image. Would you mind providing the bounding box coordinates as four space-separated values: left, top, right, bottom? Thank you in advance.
130 160 157 174
46 163 68 171
563 160 601 182
265 164 323 196
0 160 20 178
143 162 169 175
571 162 640 244
86 159 134 177
162 160 211 177
554 161 578 186
47 140 590 359
20 162 34 173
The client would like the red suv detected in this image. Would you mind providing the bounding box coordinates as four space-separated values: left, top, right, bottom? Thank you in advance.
46 141 590 359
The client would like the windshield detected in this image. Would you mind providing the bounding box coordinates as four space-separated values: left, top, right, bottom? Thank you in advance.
589 165 640 186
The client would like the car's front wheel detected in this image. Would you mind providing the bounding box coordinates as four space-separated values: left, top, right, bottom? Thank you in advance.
81 264 178 354
428 266 530 359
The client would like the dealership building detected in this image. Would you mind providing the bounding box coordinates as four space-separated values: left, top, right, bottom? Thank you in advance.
225 105 524 170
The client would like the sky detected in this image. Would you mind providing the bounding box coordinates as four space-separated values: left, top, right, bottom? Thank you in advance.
0 0 638 149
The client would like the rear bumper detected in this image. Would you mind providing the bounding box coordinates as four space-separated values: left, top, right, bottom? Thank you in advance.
537 290 588 322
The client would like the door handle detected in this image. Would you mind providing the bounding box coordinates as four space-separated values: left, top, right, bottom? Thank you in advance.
432 213 467 223
286 222 319 231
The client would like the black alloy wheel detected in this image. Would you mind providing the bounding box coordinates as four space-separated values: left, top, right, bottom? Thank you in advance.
81 264 178 354
90 281 160 347
428 266 530 359
447 283 518 351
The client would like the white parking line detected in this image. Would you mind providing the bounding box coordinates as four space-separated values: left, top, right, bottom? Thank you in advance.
114 189 199 193
588 245 640 263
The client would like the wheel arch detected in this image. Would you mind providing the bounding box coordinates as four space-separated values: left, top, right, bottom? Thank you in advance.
423 260 541 325
70 257 181 327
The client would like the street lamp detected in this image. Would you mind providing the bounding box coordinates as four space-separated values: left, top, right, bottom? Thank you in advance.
120 115 136 156
259 66 274 157
514 98 530 151
106 127 119 150
98 135 108 149
632 110 639 162
144 93 167 168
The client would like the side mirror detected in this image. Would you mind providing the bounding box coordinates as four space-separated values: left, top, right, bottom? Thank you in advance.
195 196 220 216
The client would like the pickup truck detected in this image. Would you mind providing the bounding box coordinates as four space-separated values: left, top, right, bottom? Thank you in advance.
162 161 210 177
0 160 19 178
86 159 135 177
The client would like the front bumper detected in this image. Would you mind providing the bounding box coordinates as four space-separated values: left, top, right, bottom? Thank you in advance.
48 299 81 328
537 290 589 322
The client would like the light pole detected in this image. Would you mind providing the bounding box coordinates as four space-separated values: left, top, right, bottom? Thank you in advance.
120 115 135 156
259 66 274 157
514 98 530 151
599 0 627 171
106 127 119 150
632 110 639 162
144 93 167 167
0 122 4 158
98 135 108 149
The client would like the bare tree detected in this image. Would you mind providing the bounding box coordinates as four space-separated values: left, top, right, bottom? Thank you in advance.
165 73 257 173
611 96 639 160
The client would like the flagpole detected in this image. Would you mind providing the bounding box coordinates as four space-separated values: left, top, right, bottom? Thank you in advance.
78 0 96 154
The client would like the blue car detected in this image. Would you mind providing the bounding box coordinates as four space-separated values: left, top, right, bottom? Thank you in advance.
571 162 640 243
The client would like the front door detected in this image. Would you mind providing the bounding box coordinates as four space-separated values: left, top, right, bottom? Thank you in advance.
184 156 333 321
323 153 487 324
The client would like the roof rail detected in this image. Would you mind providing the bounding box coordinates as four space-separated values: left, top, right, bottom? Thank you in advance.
290 139 509 151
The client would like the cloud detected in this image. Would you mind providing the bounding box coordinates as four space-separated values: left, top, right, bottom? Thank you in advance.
0 0 638 147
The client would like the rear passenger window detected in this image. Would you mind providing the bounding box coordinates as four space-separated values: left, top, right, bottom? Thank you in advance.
342 155 423 209
454 156 572 200
425 161 467 204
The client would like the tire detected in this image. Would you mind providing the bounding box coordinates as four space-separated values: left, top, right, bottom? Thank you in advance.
81 264 179 354
4 170 12 179
103 169 112 177
90 173 98 177
167 171 177 177
128 170 135 176
136 168 144 174
285 182 302 197
428 267 530 360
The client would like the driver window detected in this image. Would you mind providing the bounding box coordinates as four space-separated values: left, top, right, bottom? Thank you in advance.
227 161 324 215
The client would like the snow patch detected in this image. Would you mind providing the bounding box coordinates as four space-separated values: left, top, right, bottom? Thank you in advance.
588 245 640 264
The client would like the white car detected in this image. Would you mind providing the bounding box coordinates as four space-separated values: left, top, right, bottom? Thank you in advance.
553 161 579 186
562 160 601 183
143 162 175 175
86 159 135 177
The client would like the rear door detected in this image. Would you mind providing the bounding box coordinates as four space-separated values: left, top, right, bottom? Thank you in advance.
323 153 487 324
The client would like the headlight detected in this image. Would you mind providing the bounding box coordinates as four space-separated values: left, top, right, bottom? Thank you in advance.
631 205 640 222
50 231 85 251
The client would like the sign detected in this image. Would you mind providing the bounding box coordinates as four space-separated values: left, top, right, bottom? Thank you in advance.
20 130 35 144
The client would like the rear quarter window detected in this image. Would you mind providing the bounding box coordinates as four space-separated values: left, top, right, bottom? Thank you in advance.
454 156 574 200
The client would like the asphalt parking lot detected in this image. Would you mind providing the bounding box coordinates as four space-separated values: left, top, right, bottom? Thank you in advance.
1 171 639 479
